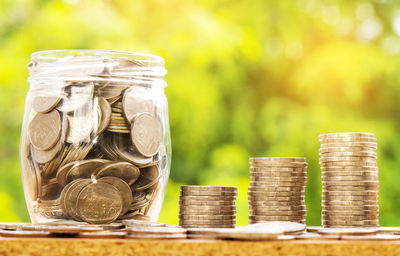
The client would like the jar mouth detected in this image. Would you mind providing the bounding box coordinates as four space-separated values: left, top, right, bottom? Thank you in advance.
28 50 167 90
31 49 165 67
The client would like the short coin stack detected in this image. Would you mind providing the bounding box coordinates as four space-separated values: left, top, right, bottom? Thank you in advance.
248 158 308 224
179 186 237 228
319 132 379 228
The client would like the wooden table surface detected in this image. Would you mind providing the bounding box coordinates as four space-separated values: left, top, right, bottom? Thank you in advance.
0 238 399 256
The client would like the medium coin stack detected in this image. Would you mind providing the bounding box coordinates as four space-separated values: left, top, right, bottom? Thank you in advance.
21 55 166 224
319 132 379 228
248 157 308 224
178 186 237 228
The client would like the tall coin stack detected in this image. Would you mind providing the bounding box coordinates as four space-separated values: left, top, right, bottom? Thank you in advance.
179 186 237 228
319 132 379 228
248 158 308 224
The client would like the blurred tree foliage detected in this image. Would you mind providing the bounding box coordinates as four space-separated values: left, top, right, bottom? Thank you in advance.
1 0 400 226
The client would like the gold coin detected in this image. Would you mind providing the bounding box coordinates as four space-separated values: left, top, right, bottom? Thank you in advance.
30 139 64 164
131 113 162 157
249 175 306 182
320 151 377 158
33 96 61 114
318 227 378 236
180 190 237 197
0 230 51 238
248 190 302 197
248 194 305 202
180 195 236 201
250 162 308 168
249 157 306 163
97 176 133 216
180 224 235 229
322 195 378 202
96 97 111 134
319 146 377 153
29 110 62 151
179 219 235 225
248 215 305 222
98 86 126 99
323 205 379 211
320 161 377 167
322 181 379 186
319 156 376 163
323 185 379 191
95 161 140 186
131 165 161 191
179 205 236 212
250 167 306 173
178 200 235 206
322 211 378 217
21 156 39 201
249 200 305 207
322 170 378 177
60 179 92 221
78 231 127 239
320 142 377 149
322 220 379 226
131 191 147 203
249 209 306 216
56 161 78 187
178 215 236 221
322 191 379 196
181 185 237 192
322 175 378 181
40 181 62 201
123 86 155 122
65 159 106 184
180 209 236 215
250 205 306 211
319 132 376 139
322 200 377 206
320 137 377 143
248 185 303 192
76 181 123 224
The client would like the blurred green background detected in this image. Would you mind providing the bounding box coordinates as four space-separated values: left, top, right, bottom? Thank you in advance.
0 0 400 226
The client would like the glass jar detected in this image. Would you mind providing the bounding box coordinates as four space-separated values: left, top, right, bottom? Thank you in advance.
20 50 170 224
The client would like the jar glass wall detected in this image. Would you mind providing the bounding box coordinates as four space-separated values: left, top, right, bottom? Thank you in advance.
20 50 170 224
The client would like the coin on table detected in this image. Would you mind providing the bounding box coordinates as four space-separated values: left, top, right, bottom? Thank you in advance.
249 210 307 216
126 226 186 235
321 151 377 158
179 215 236 221
250 166 306 173
95 161 140 186
322 175 378 181
320 161 377 168
250 157 306 163
76 181 123 224
33 96 61 113
322 200 377 206
318 227 378 236
0 230 51 238
126 233 187 240
97 176 133 216
216 228 281 240
181 186 237 192
248 186 303 193
123 86 155 122
319 146 377 153
181 224 235 229
179 205 236 212
323 205 379 211
65 159 105 184
250 205 306 211
248 195 305 202
322 193 379 200
130 113 162 157
322 220 379 226
322 180 379 186
322 190 379 196
320 141 377 148
248 215 304 222
180 190 237 197
122 219 167 227
248 190 302 197
295 232 340 240
179 219 236 225
130 165 161 191
180 209 236 216
78 231 127 239
322 170 378 177
28 110 62 151
322 211 378 218
249 163 307 168
319 156 376 163
178 200 236 207
60 179 92 220
249 200 305 207
323 185 379 192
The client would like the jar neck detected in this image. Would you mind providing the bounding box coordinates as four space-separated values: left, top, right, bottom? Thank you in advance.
28 50 167 93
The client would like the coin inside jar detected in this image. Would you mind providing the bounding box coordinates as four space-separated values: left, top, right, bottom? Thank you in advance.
97 176 133 216
95 161 140 185
33 96 61 114
76 181 123 224
131 165 160 191
130 113 162 157
28 110 62 151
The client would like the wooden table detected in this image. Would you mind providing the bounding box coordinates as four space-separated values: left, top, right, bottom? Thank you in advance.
0 238 399 256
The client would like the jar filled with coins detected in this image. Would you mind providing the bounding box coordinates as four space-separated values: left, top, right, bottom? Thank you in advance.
20 50 170 224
